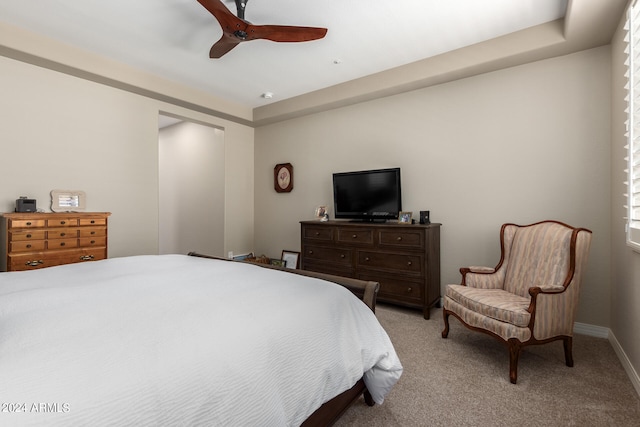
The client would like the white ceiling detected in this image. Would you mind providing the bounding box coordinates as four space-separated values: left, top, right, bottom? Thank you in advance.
0 0 568 110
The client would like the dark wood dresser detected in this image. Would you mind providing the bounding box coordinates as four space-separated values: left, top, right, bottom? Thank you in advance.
0 212 110 272
300 220 441 319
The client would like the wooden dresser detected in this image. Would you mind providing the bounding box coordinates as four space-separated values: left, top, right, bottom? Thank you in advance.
300 220 441 319
0 212 110 272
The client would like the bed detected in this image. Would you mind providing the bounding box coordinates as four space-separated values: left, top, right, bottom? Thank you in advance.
0 253 402 426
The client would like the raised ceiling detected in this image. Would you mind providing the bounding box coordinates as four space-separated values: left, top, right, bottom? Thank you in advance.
0 0 567 107
0 0 628 126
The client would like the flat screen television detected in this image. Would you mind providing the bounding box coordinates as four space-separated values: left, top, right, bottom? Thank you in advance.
332 167 402 222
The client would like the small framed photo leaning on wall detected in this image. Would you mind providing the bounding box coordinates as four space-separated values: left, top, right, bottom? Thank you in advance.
398 211 412 223
281 250 300 269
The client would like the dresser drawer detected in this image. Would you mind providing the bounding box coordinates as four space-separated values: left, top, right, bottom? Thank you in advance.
47 238 79 250
358 251 423 274
47 228 80 239
9 219 45 229
303 245 352 265
358 272 423 304
9 230 46 241
10 240 46 252
379 229 424 248
337 228 374 246
80 218 107 226
378 278 423 305
8 248 107 271
302 226 334 241
302 260 354 278
79 227 106 238
47 218 79 227
80 236 106 247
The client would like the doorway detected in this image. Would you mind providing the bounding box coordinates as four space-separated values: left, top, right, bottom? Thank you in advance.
158 115 225 256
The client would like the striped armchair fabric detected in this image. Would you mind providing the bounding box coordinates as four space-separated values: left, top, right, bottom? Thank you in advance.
441 220 592 384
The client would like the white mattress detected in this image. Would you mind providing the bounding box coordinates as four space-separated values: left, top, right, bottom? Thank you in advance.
0 255 402 426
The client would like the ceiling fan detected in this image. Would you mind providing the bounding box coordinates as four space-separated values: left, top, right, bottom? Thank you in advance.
196 0 328 59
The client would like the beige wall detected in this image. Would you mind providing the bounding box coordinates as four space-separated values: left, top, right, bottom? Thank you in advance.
159 122 225 256
254 46 612 327
0 55 255 258
610 3 640 394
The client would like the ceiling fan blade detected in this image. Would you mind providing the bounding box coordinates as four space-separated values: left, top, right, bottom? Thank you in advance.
247 25 327 43
197 0 246 31
196 0 328 58
209 34 242 58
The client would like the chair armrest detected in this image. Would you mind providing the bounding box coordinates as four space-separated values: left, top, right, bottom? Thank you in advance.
528 285 566 298
468 266 495 273
537 285 565 293
460 266 504 289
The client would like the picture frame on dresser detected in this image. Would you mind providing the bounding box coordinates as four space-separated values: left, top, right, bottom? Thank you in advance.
281 250 300 269
50 189 86 212
398 211 412 223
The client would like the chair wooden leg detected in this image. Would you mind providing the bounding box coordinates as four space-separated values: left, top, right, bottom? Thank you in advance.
508 339 522 384
441 309 450 338
563 336 574 367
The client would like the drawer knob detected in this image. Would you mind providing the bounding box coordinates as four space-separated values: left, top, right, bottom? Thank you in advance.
60 232 66 237
352 234 357 238
80 255 95 261
26 244 32 248
407 287 412 293
26 222 32 226
25 260 43 266
407 261 412 266
90 240 96 244
90 220 95 224
315 232 320 236
365 257 370 261
61 221 66 225
309 250 314 255
60 242 65 247
90 231 96 235
26 234 31 238
397 236 402 241
340 254 345 258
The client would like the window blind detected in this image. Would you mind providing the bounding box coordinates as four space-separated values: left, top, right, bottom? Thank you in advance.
626 2 640 250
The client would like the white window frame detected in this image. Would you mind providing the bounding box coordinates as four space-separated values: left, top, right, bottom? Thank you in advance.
626 2 640 251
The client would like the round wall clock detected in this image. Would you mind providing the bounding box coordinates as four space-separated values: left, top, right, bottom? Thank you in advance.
274 163 293 193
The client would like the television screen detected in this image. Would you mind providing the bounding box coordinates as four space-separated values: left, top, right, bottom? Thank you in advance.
332 168 402 221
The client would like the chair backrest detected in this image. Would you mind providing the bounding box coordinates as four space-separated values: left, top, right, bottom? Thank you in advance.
502 221 580 298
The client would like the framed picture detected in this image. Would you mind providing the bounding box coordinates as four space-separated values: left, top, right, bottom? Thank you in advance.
315 206 327 220
281 250 300 269
270 259 286 267
274 163 293 193
398 211 412 223
50 189 86 212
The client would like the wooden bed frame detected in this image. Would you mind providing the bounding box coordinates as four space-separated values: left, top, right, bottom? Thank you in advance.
187 252 378 426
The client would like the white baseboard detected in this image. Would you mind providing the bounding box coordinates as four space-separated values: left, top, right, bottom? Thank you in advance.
574 322 640 398
608 330 640 398
573 321 609 338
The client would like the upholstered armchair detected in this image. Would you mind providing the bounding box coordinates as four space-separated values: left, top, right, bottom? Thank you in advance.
441 220 592 384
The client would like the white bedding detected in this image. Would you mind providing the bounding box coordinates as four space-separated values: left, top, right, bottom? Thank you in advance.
0 255 402 426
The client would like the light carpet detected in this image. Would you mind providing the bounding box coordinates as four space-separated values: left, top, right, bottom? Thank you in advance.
335 304 640 426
